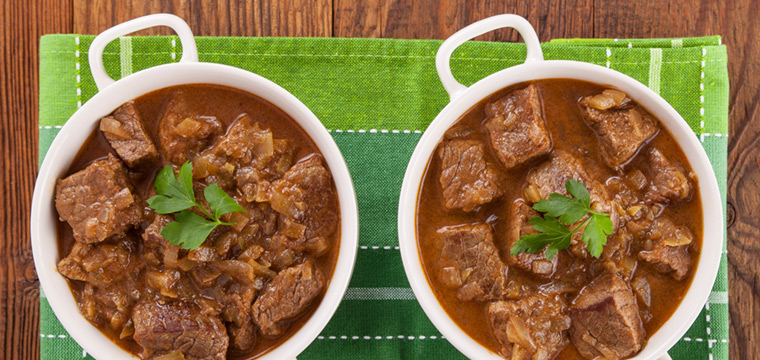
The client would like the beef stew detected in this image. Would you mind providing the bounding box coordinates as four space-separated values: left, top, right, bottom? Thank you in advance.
416 79 702 359
55 84 341 359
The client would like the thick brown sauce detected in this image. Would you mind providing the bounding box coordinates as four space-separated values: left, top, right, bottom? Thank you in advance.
57 84 341 359
416 79 702 359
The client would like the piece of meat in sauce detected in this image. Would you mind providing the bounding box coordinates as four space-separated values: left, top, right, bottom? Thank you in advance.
158 91 223 164
637 216 693 281
525 151 617 258
579 89 659 168
569 273 645 360
268 155 338 242
99 102 159 169
193 115 279 189
252 260 325 337
55 154 143 243
598 227 638 281
484 84 552 169
507 199 557 277
132 300 229 360
438 139 503 212
236 137 297 203
438 223 508 302
644 147 694 204
141 214 186 267
222 284 258 352
67 238 144 331
488 293 571 360
58 236 142 287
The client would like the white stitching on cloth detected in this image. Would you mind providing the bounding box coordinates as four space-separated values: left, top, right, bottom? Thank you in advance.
75 37 82 108
316 335 445 340
359 246 400 250
329 129 423 134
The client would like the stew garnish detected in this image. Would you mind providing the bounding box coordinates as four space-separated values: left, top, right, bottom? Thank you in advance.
147 161 246 250
511 179 613 259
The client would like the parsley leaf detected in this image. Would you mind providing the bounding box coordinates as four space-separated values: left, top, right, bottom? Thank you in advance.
204 183 246 219
511 179 613 260
147 162 245 250
582 213 614 258
161 210 218 250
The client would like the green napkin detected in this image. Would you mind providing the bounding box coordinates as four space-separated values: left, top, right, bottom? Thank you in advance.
39 35 728 359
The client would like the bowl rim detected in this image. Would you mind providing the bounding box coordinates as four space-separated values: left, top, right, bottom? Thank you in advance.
397 59 724 360
31 61 359 360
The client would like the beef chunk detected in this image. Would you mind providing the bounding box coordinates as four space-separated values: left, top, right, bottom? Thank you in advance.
73 239 143 331
58 236 141 287
222 285 257 352
252 260 325 337
644 148 694 204
526 151 618 257
580 89 659 168
99 102 159 168
269 155 338 240
507 200 557 277
638 216 693 280
55 154 143 243
488 294 571 359
158 91 223 164
236 138 297 203
569 273 645 360
133 300 229 360
599 227 637 281
438 223 507 302
437 139 503 212
142 215 176 255
194 115 281 189
484 84 552 169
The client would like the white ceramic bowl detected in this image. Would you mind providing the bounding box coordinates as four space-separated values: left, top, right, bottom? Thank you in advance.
31 14 358 360
398 14 723 360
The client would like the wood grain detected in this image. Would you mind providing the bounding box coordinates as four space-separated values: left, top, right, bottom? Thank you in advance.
73 0 332 37
3 0 759 359
1 1 72 359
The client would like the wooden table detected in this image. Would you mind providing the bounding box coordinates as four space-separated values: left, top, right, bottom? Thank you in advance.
2 1 757 358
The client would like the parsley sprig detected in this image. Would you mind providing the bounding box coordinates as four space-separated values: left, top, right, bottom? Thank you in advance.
147 162 245 250
510 179 613 260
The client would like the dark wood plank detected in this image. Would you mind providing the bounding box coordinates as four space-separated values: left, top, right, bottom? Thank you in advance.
73 0 332 37
333 0 594 41
0 0 73 359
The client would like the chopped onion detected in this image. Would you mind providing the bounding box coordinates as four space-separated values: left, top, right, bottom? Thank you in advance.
154 351 186 360
248 259 277 278
269 189 300 219
163 245 179 268
213 260 254 284
188 245 219 262
100 117 130 139
271 249 295 270
306 237 330 257
627 169 648 190
507 316 534 350
174 117 202 138
631 275 652 307
280 216 306 239
176 257 199 272
664 227 693 246
119 320 135 339
441 267 462 287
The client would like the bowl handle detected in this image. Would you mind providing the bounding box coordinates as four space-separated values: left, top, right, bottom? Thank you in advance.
88 13 199 91
435 14 543 101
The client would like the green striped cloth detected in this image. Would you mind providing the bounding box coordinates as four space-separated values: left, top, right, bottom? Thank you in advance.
38 35 728 359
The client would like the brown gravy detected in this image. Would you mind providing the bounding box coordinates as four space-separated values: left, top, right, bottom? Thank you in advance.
416 79 702 359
